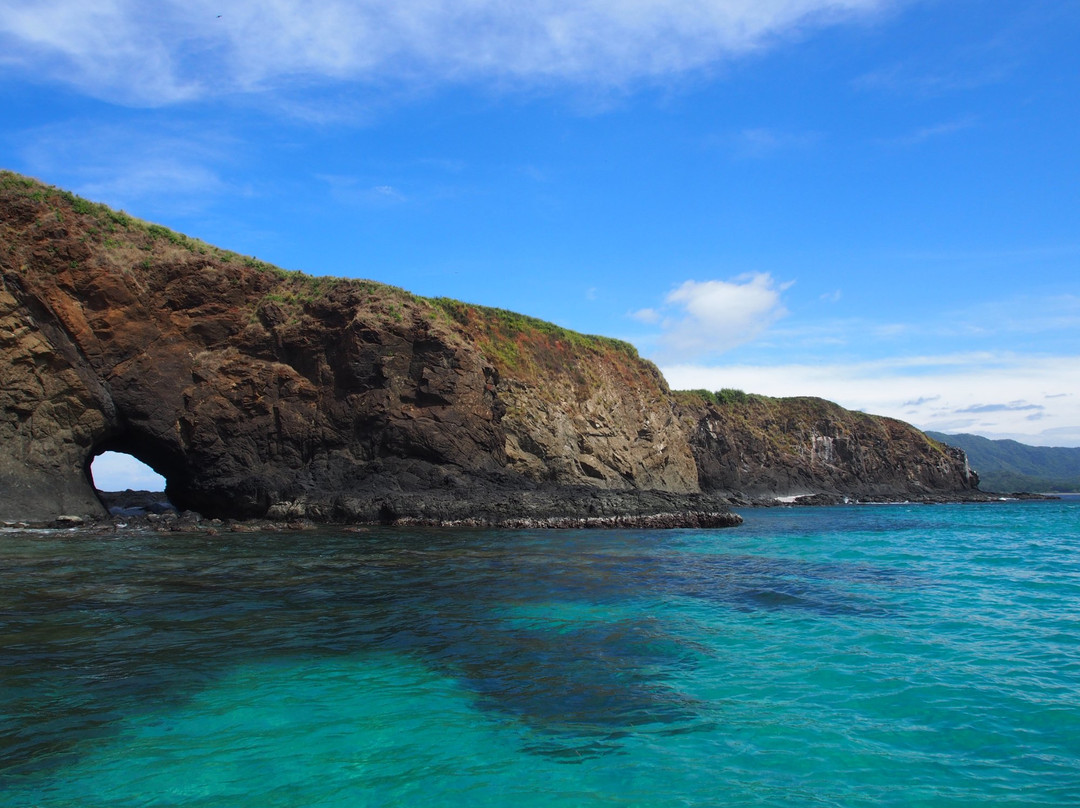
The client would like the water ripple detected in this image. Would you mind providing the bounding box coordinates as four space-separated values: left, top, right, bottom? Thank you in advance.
2 502 1079 805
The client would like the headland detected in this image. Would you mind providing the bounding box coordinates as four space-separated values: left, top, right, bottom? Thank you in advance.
1 172 984 527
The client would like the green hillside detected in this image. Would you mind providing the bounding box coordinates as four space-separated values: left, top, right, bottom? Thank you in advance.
926 432 1080 493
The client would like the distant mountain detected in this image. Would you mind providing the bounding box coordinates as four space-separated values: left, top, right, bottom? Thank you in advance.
926 432 1080 493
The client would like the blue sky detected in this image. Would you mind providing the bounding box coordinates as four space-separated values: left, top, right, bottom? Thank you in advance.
2 1 1079 490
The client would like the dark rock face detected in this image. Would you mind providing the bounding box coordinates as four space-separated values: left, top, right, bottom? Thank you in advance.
1 252 509 520
0 175 699 524
676 394 979 501
0 174 978 525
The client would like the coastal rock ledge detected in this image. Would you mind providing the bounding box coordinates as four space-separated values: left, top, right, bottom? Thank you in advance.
0 173 979 526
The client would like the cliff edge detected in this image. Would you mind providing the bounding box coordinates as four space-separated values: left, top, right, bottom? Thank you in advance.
0 173 979 524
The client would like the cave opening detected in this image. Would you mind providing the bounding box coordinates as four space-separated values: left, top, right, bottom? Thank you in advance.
90 451 166 492
88 450 175 515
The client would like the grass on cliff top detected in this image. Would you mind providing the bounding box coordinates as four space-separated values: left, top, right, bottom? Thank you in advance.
2 170 644 374
432 297 639 357
676 387 886 420
677 386 952 456
676 388 770 406
1 169 287 276
430 296 647 383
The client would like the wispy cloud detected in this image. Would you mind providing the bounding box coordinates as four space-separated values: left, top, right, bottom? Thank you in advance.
317 175 410 206
0 1 200 105
722 127 822 158
852 24 1024 99
0 0 899 106
756 292 1080 360
630 307 662 324
881 117 976 147
956 402 1043 414
902 395 940 407
14 121 239 214
854 61 1012 97
373 185 405 201
314 170 481 209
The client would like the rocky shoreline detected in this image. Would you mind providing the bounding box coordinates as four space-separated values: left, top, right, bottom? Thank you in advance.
2 488 1057 534
8 510 746 534
11 487 742 532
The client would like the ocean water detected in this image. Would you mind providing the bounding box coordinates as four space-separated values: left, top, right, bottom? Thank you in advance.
2 499 1079 807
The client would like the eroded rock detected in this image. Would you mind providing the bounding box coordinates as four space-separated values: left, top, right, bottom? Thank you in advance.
0 173 979 525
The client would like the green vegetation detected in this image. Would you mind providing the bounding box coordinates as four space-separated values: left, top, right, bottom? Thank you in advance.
0 172 29 188
677 388 769 406
680 389 720 406
146 223 190 247
1 170 285 273
260 273 346 305
2 169 658 385
927 431 1080 492
715 388 753 405
431 298 639 359
429 297 642 380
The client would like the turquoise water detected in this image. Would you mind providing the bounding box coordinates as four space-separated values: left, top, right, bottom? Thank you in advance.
2 500 1079 806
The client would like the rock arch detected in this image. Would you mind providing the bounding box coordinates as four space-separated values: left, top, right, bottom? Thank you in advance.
0 205 516 522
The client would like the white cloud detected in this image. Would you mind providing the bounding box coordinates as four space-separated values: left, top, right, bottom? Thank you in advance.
661 353 1080 447
749 292 1080 358
656 273 792 358
16 121 236 214
0 1 200 103
630 307 661 324
0 0 897 105
79 162 228 207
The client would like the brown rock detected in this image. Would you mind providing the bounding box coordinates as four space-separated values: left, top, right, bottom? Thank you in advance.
675 392 980 501
0 172 977 525
0 173 703 523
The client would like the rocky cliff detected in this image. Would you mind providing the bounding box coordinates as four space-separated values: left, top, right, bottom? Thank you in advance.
676 391 977 502
0 173 979 524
